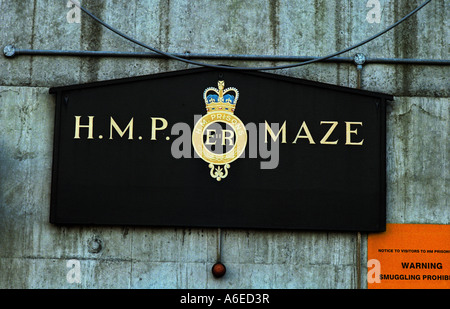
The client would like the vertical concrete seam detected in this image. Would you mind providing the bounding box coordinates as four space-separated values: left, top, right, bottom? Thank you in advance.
28 0 38 86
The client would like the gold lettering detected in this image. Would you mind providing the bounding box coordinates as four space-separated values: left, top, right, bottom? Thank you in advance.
292 121 315 144
345 122 364 145
222 129 234 146
74 116 94 139
205 129 216 145
320 121 339 145
110 117 134 140
265 121 287 143
151 117 168 140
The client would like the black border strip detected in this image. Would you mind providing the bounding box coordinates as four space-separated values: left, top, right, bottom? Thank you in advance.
49 67 393 101
49 91 62 224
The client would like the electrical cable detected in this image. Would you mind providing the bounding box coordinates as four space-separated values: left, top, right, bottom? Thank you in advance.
72 0 432 71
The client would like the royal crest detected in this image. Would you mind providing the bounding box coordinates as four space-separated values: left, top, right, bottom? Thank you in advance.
203 80 239 113
192 80 247 181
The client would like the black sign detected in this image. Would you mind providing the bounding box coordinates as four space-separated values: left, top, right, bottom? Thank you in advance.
49 68 391 232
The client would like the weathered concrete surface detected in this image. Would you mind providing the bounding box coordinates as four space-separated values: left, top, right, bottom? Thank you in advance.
386 97 449 223
0 0 448 94
0 0 449 289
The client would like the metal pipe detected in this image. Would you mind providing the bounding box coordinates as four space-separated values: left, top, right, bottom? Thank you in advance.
356 232 362 289
354 53 364 289
354 53 366 89
4 45 449 66
217 228 222 262
70 0 434 71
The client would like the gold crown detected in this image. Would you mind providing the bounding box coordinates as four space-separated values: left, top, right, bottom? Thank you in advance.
203 81 239 114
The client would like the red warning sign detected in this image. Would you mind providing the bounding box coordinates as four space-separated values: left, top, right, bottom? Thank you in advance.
368 224 450 289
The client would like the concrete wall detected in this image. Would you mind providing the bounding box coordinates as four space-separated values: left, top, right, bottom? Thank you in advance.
0 0 448 288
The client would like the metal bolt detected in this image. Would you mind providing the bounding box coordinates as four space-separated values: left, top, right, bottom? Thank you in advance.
3 45 16 58
88 238 102 254
353 53 366 71
354 53 366 65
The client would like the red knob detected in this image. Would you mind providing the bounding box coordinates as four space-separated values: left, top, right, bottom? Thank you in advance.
212 262 226 278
